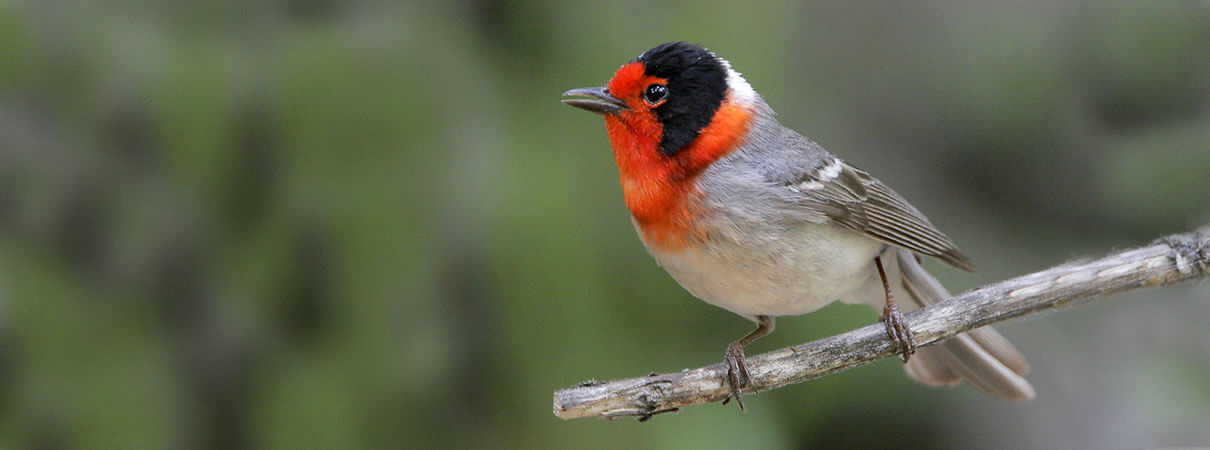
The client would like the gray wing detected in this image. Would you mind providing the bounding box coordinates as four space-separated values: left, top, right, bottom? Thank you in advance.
783 157 975 272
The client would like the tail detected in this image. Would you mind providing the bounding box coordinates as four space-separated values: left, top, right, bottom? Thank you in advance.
896 249 1035 400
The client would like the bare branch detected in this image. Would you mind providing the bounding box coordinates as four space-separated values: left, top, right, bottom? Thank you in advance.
553 227 1210 421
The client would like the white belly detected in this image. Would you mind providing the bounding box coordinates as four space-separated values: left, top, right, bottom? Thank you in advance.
646 221 886 320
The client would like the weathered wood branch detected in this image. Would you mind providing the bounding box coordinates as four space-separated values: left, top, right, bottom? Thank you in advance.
554 226 1210 421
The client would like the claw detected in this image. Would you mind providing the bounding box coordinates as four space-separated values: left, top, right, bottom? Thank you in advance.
882 302 916 362
724 342 750 410
874 255 915 362
719 315 774 411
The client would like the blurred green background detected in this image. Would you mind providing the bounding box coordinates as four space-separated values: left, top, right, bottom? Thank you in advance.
2 1 1209 448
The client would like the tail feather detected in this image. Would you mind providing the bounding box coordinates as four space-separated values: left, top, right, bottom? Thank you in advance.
904 345 961 386
966 325 1031 376
896 249 1035 400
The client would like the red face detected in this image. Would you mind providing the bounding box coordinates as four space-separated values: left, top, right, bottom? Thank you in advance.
601 61 669 174
607 61 669 119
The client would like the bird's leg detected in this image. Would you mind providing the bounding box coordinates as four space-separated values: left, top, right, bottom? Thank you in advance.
721 315 774 411
876 255 915 362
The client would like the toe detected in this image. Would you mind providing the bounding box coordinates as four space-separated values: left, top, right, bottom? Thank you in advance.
723 345 750 410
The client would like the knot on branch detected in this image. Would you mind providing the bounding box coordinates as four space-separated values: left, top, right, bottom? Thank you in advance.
1159 227 1210 277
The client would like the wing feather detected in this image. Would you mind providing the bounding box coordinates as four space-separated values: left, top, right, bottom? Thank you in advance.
785 159 975 272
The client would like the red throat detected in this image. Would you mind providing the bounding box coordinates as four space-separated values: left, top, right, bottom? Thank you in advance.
605 101 754 250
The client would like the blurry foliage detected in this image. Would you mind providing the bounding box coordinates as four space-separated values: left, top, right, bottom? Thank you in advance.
0 0 1208 448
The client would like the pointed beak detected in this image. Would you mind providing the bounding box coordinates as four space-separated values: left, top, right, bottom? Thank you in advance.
561 87 630 116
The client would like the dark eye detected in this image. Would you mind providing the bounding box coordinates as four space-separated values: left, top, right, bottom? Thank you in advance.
642 84 667 104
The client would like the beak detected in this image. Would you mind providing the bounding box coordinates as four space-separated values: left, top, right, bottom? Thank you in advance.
561 87 630 116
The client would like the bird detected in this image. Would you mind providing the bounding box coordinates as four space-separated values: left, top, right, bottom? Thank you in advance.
562 42 1033 409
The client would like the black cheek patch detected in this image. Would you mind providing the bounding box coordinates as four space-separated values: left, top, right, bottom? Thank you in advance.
638 42 729 157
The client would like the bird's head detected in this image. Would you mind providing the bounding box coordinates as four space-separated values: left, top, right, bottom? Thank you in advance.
563 41 758 163
563 42 759 245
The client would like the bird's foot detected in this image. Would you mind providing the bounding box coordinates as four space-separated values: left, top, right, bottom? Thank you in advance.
881 302 916 362
721 342 755 411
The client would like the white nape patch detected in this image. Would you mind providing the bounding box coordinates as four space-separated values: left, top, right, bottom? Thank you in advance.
791 159 842 191
713 54 757 107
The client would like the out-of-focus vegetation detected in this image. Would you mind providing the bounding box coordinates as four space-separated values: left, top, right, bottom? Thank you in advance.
1 1 1209 448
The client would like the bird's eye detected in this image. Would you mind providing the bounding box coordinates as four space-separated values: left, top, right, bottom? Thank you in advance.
643 84 668 104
